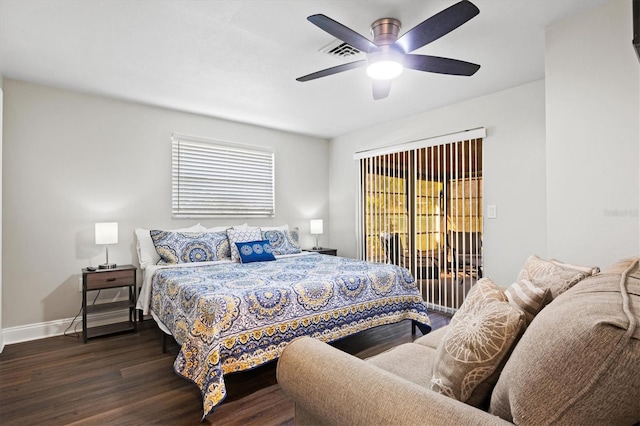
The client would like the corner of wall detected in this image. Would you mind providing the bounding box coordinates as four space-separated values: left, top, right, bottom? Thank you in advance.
0 75 4 352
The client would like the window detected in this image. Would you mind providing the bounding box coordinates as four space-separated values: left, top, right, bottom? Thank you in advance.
172 135 275 218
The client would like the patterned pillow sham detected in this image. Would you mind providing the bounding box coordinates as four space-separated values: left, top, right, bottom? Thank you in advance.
235 240 276 263
227 226 262 262
135 223 205 269
262 228 301 255
150 230 230 264
430 278 526 408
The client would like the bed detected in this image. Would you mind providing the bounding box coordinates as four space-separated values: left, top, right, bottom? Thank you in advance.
135 225 431 419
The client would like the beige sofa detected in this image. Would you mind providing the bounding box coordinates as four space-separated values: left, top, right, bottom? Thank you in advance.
277 256 640 425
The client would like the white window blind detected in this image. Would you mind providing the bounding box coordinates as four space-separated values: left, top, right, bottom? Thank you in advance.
172 135 275 218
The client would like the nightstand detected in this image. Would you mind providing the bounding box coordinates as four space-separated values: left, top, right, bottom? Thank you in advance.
304 248 338 256
82 264 137 343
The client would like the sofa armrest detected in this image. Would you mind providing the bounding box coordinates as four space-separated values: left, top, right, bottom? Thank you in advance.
277 337 511 426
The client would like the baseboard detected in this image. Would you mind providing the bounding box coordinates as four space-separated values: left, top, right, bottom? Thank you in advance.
1 309 133 347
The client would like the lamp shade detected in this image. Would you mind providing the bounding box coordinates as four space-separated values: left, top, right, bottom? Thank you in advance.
310 219 323 235
95 222 118 245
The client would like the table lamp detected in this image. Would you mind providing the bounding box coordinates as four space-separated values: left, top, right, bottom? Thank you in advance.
95 222 118 269
310 219 323 250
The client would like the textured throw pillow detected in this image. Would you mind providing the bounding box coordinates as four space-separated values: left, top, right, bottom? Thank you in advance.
262 228 301 255
150 230 230 264
504 279 551 326
517 255 595 300
550 259 600 276
430 278 525 407
235 240 276 263
227 226 262 262
135 223 205 269
489 272 640 425
602 256 640 275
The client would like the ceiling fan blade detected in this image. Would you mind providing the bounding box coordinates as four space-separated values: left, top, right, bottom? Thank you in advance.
307 14 380 54
394 0 479 53
404 54 480 76
372 80 392 100
296 60 366 82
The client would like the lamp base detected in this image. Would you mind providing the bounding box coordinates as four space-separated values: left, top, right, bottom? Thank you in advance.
98 263 117 269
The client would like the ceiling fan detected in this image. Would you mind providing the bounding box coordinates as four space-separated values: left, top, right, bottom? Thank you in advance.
296 0 481 100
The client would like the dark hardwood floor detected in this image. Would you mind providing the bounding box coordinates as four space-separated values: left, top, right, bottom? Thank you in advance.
0 313 450 425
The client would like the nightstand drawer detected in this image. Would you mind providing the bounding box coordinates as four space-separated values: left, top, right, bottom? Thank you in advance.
85 269 135 290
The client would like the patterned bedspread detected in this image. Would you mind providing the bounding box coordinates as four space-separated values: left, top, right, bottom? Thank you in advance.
149 253 431 418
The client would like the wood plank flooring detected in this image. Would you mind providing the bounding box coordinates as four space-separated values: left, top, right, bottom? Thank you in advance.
0 313 450 426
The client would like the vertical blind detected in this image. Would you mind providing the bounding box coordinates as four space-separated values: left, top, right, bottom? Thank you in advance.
355 129 484 313
172 135 275 218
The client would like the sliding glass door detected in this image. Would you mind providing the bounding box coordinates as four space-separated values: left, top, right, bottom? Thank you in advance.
357 135 483 313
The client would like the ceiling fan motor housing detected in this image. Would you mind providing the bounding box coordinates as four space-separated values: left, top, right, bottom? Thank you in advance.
368 18 405 72
370 18 402 46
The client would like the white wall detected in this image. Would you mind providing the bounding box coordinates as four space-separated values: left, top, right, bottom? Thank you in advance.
328 0 640 285
546 0 640 266
0 75 4 352
328 80 548 286
2 79 329 336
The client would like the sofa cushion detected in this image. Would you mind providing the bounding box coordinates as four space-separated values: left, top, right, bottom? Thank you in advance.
516 255 596 300
366 342 437 389
430 278 525 408
414 326 449 350
489 261 640 424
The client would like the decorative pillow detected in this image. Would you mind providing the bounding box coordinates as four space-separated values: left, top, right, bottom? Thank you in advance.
551 259 600 276
504 279 551 326
489 272 640 424
430 278 525 407
602 257 640 275
517 255 595 300
150 230 230 264
262 228 301 255
235 240 276 263
135 223 205 269
227 226 262 262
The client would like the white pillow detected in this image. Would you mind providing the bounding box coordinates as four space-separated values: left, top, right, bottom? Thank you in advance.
203 223 248 232
261 224 289 231
135 223 205 269
227 226 262 262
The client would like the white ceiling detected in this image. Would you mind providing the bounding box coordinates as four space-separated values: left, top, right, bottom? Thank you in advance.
0 0 614 139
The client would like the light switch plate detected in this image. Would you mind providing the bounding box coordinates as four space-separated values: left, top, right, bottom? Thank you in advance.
487 205 497 219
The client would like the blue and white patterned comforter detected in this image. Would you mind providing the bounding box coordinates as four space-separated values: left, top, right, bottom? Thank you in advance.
147 253 431 418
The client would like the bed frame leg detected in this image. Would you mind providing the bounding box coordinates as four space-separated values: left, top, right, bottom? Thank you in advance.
411 320 430 336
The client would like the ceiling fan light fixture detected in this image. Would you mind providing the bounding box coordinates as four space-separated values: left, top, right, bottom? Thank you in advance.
297 2 481 98
366 60 403 80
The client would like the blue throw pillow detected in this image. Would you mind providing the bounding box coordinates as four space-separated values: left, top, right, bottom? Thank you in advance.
235 240 277 263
